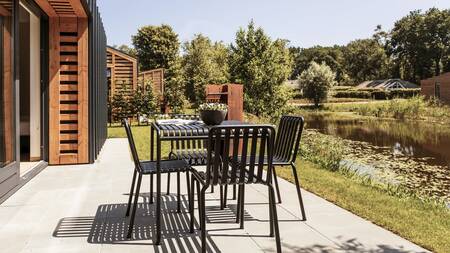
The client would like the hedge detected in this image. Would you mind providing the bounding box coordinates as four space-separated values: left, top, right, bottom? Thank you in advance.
332 88 421 100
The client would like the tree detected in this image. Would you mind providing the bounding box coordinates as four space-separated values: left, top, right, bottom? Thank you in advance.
132 25 186 111
389 8 450 83
342 39 389 84
182 34 229 105
298 61 336 107
132 25 180 71
229 21 293 117
290 46 347 84
110 82 130 122
112 44 136 57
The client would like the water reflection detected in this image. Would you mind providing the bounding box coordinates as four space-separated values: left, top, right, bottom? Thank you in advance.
306 115 450 167
305 114 450 201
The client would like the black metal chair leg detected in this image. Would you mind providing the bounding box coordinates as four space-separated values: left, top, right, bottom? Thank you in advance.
125 169 137 217
150 174 153 204
200 186 208 253
291 164 307 221
189 177 195 233
127 174 142 239
236 184 242 223
223 185 228 208
167 172 171 195
220 185 224 210
272 167 282 204
269 184 282 253
155 172 162 245
196 180 202 230
177 172 181 213
268 184 274 237
186 171 190 202
211 185 214 193
239 184 245 229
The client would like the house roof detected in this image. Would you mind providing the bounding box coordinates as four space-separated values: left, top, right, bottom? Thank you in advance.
356 79 419 89
107 46 137 62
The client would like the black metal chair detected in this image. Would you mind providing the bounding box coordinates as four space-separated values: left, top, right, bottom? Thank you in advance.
224 115 307 220
122 119 191 242
189 125 282 253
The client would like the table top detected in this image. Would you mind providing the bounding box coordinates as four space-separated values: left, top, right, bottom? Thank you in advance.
151 120 246 139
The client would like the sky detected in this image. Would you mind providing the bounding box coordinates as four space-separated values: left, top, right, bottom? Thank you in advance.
97 0 449 49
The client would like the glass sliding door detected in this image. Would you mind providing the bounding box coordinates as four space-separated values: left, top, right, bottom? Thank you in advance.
0 0 18 200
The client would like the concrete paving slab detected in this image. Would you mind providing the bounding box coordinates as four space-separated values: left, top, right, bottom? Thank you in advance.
0 138 429 253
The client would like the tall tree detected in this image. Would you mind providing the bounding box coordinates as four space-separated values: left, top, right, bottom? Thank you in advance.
230 21 293 117
132 25 186 111
342 39 389 84
389 8 450 83
182 34 229 105
290 46 347 84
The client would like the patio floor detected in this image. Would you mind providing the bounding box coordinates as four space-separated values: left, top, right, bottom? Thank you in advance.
0 139 429 253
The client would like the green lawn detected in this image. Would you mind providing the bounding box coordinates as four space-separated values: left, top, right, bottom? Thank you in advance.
108 125 450 253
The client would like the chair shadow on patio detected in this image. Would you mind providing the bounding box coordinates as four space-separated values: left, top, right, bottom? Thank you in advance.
52 193 247 252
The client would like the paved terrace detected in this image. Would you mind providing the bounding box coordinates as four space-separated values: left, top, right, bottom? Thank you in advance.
0 139 428 253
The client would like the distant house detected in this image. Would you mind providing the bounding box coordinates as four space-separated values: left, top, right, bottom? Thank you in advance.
356 79 419 90
421 72 450 104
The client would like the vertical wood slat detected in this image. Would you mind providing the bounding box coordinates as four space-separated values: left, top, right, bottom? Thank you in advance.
77 17 89 163
3 16 13 162
49 17 61 165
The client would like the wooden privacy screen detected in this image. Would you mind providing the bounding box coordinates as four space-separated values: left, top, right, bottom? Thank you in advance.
49 17 88 165
421 72 450 104
138 68 164 98
107 47 137 98
205 84 243 121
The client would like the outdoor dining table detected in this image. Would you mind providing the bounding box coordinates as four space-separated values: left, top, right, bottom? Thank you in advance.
148 119 246 244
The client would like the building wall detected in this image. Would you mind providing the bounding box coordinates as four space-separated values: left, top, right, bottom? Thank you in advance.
138 68 164 98
107 47 137 98
421 72 450 104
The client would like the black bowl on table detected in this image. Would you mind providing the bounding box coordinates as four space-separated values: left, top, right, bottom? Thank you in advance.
200 110 227 125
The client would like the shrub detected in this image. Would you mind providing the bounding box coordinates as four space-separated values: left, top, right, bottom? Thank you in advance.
300 130 344 171
298 61 336 107
334 90 371 99
389 88 421 99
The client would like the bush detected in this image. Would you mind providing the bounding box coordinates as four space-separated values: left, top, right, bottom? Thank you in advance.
389 88 421 99
300 130 344 171
334 90 371 99
298 61 336 107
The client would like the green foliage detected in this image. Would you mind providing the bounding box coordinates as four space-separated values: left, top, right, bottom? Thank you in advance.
132 25 180 71
132 25 186 112
342 39 390 83
112 44 136 57
110 83 130 122
182 34 229 105
334 90 371 99
389 8 450 83
298 61 336 107
300 130 344 171
290 45 348 84
229 21 293 117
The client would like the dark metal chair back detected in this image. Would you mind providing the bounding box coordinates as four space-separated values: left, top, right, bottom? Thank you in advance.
122 118 143 173
206 125 276 186
274 115 304 163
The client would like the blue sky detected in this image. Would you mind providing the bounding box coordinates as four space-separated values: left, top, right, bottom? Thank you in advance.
97 0 449 48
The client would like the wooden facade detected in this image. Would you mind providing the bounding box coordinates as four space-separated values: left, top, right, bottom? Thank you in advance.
205 84 243 121
138 68 164 98
421 72 450 104
107 46 137 98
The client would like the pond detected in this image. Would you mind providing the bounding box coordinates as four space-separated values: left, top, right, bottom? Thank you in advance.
305 114 450 202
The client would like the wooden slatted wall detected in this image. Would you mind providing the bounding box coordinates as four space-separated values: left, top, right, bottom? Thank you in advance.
49 17 89 165
107 47 137 98
138 68 164 98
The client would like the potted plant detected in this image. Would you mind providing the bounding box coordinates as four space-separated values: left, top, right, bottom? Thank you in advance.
198 103 228 125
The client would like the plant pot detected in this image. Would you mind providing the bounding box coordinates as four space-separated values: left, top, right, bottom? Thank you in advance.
200 110 227 125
